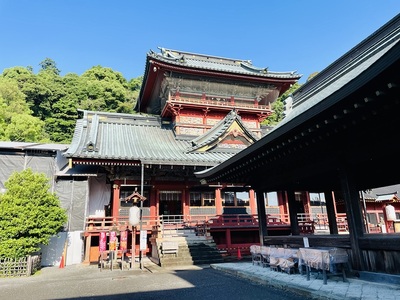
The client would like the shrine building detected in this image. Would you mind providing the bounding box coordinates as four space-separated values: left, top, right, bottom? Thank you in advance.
62 47 301 264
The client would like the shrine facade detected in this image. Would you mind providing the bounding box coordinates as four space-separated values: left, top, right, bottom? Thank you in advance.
63 48 301 263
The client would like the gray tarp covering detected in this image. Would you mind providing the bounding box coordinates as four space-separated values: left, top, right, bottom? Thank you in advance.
0 154 25 190
0 153 56 189
55 179 88 232
25 155 55 182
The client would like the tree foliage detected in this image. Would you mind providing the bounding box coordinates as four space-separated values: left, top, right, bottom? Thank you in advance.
4 114 48 142
39 58 61 75
0 169 67 258
262 83 302 126
0 59 143 143
80 66 130 112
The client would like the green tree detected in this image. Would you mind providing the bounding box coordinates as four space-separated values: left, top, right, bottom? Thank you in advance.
39 58 61 75
0 169 67 258
0 78 31 119
0 78 32 140
1 67 37 110
123 76 143 113
45 96 77 143
80 66 129 112
1 62 143 142
262 83 301 126
4 114 48 142
34 67 66 120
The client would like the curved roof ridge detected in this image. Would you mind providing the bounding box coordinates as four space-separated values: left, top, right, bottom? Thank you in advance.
147 47 301 79
157 47 252 64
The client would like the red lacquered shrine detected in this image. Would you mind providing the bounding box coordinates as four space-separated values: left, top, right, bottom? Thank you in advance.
64 47 301 265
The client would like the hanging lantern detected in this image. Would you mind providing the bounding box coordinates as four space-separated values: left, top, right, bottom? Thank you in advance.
129 206 141 226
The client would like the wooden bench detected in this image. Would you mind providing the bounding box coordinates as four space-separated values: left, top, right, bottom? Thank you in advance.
161 242 179 257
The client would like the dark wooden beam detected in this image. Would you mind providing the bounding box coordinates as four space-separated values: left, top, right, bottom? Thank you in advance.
287 189 300 235
263 235 351 248
325 191 339 234
340 166 366 271
358 235 400 251
256 190 268 246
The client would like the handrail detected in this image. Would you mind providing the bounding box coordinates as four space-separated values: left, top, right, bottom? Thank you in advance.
297 212 349 231
85 213 291 232
84 212 354 235
169 96 271 111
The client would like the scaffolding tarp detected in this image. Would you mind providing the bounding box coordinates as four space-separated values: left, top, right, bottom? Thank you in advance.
55 179 88 231
88 174 111 217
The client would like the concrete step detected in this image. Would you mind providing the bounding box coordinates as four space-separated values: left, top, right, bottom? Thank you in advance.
157 235 223 267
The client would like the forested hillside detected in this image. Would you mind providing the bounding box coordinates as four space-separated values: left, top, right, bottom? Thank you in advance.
0 58 142 143
0 58 300 144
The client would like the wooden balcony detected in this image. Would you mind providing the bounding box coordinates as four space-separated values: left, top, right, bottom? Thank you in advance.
167 95 272 113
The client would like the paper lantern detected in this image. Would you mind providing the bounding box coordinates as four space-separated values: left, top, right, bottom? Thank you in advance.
129 206 141 226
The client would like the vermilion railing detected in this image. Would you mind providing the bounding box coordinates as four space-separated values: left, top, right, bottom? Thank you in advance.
84 212 353 234
169 96 272 111
85 213 291 232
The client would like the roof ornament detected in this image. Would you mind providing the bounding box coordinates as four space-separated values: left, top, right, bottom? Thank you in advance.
85 114 99 152
284 96 293 118
86 141 95 152
124 187 147 203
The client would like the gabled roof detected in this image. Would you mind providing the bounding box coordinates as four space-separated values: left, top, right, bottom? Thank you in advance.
64 110 248 167
136 47 301 114
375 193 399 202
188 110 259 152
363 184 400 201
195 14 400 192
150 47 301 79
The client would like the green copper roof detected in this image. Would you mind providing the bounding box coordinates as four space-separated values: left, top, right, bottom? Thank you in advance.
64 110 245 167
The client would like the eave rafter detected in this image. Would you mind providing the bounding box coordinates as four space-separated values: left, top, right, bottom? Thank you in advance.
205 77 400 188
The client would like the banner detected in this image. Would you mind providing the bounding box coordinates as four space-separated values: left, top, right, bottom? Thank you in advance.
140 230 147 250
120 230 128 251
109 231 117 251
99 231 107 252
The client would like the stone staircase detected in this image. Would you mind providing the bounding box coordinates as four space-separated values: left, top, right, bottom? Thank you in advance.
154 227 224 268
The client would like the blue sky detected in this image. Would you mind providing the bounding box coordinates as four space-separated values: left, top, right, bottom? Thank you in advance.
0 1 399 83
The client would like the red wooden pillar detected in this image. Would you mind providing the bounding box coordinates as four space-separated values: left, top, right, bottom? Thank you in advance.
249 189 257 215
149 182 157 217
304 192 311 216
182 188 190 216
277 191 288 220
215 188 223 215
155 190 160 216
226 228 232 248
112 183 120 218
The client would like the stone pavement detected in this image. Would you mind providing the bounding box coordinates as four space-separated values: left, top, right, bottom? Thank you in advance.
210 261 400 300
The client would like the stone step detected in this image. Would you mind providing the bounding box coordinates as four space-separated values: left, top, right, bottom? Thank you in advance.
157 234 223 267
157 237 214 245
160 257 224 267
